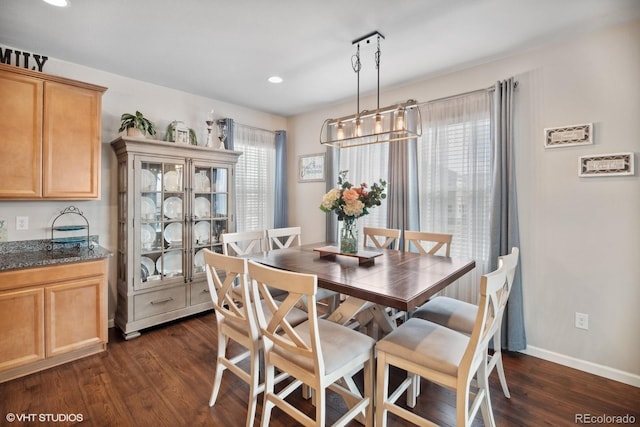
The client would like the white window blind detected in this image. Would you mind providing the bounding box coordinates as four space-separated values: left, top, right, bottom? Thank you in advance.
338 142 390 244
234 125 275 232
418 92 492 303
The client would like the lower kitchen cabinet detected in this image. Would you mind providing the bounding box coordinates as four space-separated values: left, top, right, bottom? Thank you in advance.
0 258 108 383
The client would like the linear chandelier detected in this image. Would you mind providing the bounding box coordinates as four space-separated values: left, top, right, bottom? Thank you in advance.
320 31 422 149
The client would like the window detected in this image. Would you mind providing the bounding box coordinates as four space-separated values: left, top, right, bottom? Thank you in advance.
338 141 390 236
234 125 275 232
417 92 492 302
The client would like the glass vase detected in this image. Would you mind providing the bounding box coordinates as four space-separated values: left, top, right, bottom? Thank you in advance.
340 217 358 254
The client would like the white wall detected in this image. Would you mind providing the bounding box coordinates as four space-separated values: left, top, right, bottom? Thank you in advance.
0 52 286 323
287 19 640 384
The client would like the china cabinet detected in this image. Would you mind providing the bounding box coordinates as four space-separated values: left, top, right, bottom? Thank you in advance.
0 63 106 199
111 136 241 339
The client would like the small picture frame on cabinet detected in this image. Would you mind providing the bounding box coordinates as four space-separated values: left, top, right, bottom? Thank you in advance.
167 120 190 144
175 125 190 144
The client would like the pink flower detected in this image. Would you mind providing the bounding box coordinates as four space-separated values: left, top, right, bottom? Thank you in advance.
342 188 359 203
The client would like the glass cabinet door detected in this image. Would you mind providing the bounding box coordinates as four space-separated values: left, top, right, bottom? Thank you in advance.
137 159 186 289
192 164 231 275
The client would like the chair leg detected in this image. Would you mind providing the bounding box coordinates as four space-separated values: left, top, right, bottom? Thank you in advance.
209 332 228 406
407 373 418 408
477 363 496 427
246 347 260 427
363 352 375 427
492 326 510 398
315 387 326 426
259 363 275 427
375 352 389 427
494 350 511 398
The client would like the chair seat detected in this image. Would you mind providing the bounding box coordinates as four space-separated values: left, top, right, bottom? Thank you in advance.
376 317 469 377
412 296 477 335
273 318 375 376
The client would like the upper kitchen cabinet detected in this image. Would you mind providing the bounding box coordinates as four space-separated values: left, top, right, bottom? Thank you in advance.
0 63 107 199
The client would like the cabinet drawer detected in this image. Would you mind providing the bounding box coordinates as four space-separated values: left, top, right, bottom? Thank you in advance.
134 287 186 320
190 281 212 306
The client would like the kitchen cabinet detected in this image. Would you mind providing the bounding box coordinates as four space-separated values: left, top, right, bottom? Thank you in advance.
0 258 108 383
0 63 107 199
111 136 241 339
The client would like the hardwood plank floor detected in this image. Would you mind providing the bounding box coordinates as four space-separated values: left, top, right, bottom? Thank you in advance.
1 312 638 426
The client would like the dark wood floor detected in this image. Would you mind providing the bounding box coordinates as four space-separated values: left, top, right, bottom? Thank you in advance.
1 312 638 426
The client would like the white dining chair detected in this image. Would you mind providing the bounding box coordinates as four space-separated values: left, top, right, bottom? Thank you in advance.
266 226 301 250
411 247 520 398
248 260 375 427
404 230 452 256
375 260 510 427
203 249 306 427
221 230 266 256
266 226 339 315
362 227 401 250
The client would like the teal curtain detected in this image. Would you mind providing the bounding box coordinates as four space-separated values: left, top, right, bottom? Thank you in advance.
274 130 288 228
490 78 526 351
325 146 339 243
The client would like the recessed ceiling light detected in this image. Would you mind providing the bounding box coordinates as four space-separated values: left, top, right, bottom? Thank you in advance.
268 76 283 84
42 0 70 7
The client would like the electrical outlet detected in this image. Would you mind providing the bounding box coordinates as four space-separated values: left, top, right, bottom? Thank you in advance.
575 312 589 330
16 216 29 230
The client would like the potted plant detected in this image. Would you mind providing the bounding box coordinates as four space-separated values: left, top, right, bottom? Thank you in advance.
119 111 156 137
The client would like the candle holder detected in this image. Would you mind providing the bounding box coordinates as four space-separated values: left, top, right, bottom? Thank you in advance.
216 119 227 150
205 110 215 148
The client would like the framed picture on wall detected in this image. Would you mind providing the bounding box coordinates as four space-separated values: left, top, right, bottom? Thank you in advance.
298 153 325 182
544 123 593 148
578 152 635 177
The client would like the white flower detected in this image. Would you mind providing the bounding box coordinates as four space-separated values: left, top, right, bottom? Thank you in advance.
321 188 340 209
343 200 364 217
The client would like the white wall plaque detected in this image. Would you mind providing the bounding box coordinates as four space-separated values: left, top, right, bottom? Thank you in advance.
579 152 635 177
298 153 325 182
545 123 593 148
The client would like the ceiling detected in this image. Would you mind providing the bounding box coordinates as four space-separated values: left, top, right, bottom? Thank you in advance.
1 0 639 117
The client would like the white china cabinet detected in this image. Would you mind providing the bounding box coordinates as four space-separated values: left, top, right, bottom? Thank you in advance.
111 136 241 339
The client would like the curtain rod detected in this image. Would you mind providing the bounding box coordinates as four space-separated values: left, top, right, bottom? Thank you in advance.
418 80 518 106
235 121 277 134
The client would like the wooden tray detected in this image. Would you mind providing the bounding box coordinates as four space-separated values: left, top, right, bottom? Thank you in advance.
313 245 383 265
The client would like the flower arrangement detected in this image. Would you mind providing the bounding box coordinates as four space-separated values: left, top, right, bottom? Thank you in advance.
320 171 387 253
320 171 387 220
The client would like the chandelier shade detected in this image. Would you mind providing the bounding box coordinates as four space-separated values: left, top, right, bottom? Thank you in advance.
320 31 421 149
320 99 422 148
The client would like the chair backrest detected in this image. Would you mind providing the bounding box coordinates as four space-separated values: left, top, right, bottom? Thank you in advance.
493 247 520 327
248 260 325 377
266 226 302 250
404 230 452 256
363 227 401 250
499 247 519 294
459 260 509 382
221 230 266 256
203 249 259 340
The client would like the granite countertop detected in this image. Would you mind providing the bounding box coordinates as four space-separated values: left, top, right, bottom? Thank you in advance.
0 238 111 272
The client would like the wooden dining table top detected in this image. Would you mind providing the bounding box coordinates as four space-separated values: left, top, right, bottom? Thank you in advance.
244 242 476 312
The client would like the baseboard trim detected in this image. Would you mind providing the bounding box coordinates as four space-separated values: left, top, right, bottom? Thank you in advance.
522 346 640 388
108 317 115 329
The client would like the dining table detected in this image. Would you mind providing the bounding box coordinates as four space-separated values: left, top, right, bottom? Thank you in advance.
244 242 476 334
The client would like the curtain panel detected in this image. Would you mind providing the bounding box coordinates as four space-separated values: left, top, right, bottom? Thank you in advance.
490 78 526 351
